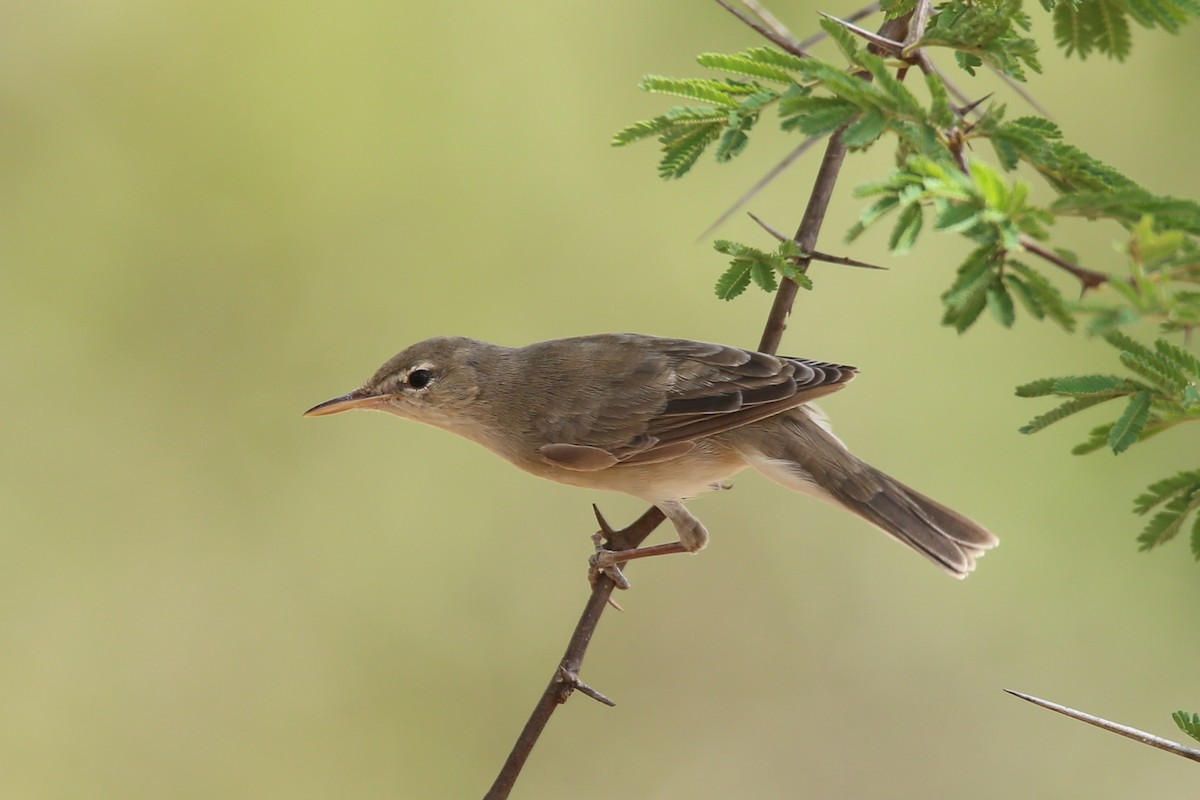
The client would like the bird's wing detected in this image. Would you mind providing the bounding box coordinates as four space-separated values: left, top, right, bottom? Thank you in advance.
532 335 855 471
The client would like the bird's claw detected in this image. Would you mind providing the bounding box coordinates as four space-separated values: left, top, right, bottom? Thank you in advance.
589 532 631 591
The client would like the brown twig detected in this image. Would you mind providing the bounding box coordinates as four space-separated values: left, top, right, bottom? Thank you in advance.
748 212 887 269
1019 236 1109 290
714 0 810 58
1006 690 1200 764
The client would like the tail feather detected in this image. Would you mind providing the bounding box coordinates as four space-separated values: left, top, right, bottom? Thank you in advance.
746 410 999 578
840 469 998 578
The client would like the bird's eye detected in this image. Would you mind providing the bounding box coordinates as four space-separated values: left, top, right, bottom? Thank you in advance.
407 369 433 389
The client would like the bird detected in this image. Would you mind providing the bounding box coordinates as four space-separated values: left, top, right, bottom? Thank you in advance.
304 333 998 579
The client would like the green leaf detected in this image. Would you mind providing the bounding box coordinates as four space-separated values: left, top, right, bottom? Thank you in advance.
658 122 722 179
612 117 676 146
640 76 744 107
715 261 752 300
925 72 954 127
970 160 1009 209
1173 711 1200 743
1104 329 1156 361
1133 469 1200 514
1118 351 1186 394
987 282 1016 327
750 260 778 293
779 95 859 137
742 46 808 73
1008 261 1076 331
888 202 924 254
942 247 1000 320
1108 390 1152 453
880 0 919 19
860 51 925 118
1015 378 1060 397
1019 395 1117 434
820 16 863 62
1155 339 1200 379
1055 0 1135 59
842 107 888 148
935 202 982 233
1138 507 1187 550
1053 375 1131 395
1053 187 1200 235
1096 0 1133 61
1193 513 1200 561
712 239 808 299
1011 116 1062 139
778 239 802 259
715 125 751 162
1003 275 1043 320
696 52 796 83
1071 423 1115 454
1137 492 1199 550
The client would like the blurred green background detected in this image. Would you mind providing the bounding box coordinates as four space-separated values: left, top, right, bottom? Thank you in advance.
3 2 1198 797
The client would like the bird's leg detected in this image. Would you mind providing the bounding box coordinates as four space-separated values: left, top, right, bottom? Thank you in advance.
589 500 709 589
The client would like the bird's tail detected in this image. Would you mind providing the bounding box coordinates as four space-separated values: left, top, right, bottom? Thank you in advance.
744 409 999 578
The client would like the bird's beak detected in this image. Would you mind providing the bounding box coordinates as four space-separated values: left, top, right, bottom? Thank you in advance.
303 388 387 417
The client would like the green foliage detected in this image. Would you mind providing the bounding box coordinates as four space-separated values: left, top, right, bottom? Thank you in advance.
1052 187 1200 235
611 63 796 179
918 0 1043 79
1133 469 1200 553
616 1 1200 564
1018 331 1200 450
880 0 920 18
713 239 812 300
1071 218 1200 335
847 155 1073 332
1054 0 1200 61
1173 710 1200 742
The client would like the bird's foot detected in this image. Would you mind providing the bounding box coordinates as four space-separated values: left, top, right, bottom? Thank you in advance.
588 532 632 592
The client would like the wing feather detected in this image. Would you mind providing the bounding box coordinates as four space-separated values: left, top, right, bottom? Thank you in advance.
521 335 856 468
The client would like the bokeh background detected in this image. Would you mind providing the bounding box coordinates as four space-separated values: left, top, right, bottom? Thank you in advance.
3 2 1198 797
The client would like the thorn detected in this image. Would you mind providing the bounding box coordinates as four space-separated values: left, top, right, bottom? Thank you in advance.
1006 689 1200 764
955 93 993 118
697 138 824 241
558 667 616 707
819 13 904 56
795 2 880 51
747 212 789 242
746 213 887 270
592 504 615 540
